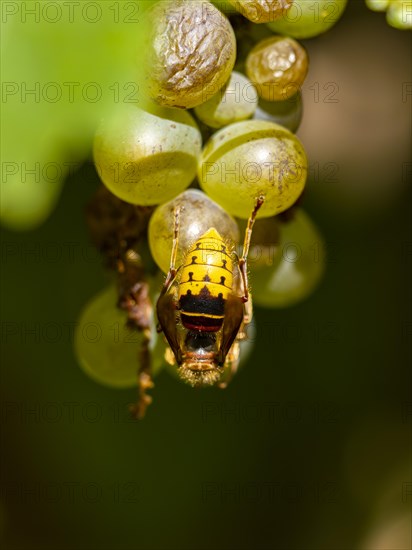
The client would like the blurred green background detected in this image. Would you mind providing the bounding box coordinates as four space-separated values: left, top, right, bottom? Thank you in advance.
1 1 411 549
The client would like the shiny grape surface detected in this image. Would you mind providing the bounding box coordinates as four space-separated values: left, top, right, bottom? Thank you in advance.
386 1 412 29
253 92 303 133
252 209 325 307
365 0 390 10
75 284 157 388
267 0 348 38
198 120 307 219
93 103 201 206
145 0 236 109
364 0 411 29
194 71 258 129
148 189 240 273
246 36 308 101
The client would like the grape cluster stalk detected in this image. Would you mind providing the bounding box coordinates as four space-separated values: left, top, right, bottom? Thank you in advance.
76 0 347 418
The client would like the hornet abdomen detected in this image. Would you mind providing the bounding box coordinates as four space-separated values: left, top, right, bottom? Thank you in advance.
178 228 234 332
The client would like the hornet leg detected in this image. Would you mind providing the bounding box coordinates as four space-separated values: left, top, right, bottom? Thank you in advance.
238 196 264 303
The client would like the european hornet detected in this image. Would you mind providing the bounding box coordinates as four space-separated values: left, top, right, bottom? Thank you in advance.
157 196 264 387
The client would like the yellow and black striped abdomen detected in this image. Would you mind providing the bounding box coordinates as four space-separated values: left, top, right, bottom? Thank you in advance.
178 228 234 332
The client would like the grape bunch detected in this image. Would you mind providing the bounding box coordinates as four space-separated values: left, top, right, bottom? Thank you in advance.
75 0 346 417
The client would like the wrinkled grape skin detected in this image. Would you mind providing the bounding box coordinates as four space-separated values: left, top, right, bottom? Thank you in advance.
228 0 293 23
267 0 348 39
75 285 147 388
194 71 258 129
148 189 240 274
252 209 325 307
198 120 307 219
253 92 303 133
93 103 201 206
146 0 236 109
246 36 308 101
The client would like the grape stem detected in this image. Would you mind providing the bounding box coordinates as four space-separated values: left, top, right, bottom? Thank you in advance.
86 185 156 420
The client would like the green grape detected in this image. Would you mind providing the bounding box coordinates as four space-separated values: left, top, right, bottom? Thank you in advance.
365 0 390 11
227 0 293 23
246 36 308 101
211 0 237 14
1 164 64 231
93 103 201 206
198 120 307 219
145 0 236 109
75 284 159 388
386 1 412 29
148 189 240 274
194 71 258 129
1 1 150 231
267 0 348 39
251 209 325 307
253 92 303 133
237 215 281 271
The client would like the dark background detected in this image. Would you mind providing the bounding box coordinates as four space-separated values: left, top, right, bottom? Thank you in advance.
1 2 411 549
